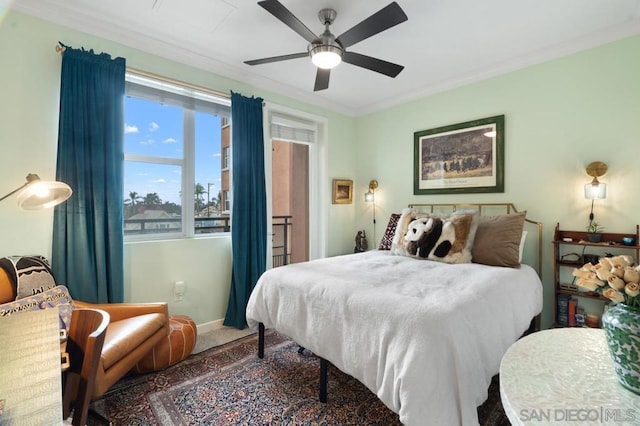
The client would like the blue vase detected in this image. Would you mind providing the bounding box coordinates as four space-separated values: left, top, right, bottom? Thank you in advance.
602 303 640 395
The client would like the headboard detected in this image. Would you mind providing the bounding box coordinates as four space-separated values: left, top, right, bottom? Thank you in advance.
407 203 543 276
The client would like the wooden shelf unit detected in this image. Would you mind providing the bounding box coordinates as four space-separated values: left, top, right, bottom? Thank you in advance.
552 223 639 327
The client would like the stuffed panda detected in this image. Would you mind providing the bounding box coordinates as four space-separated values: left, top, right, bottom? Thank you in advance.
404 217 453 259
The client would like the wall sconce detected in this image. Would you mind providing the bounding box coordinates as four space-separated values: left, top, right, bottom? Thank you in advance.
584 161 607 225
364 179 378 203
0 173 72 210
364 180 378 244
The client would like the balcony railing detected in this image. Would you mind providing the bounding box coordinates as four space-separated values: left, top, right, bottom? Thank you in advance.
272 215 292 267
124 215 293 268
124 217 230 235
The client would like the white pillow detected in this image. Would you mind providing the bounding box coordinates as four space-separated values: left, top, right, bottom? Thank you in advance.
519 231 528 263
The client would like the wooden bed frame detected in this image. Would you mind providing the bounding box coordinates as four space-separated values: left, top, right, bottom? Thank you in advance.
256 202 543 404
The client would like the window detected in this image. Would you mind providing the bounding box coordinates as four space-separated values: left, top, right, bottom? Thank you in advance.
223 146 230 170
123 72 231 239
223 190 231 213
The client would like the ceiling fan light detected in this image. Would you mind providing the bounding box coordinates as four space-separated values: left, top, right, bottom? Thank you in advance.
310 45 343 69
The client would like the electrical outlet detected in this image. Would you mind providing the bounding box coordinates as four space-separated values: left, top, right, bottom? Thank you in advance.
174 281 185 301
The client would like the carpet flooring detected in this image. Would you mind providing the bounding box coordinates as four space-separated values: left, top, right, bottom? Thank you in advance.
92 331 509 425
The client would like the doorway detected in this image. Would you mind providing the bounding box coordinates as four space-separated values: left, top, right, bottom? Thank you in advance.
264 105 326 269
271 140 309 266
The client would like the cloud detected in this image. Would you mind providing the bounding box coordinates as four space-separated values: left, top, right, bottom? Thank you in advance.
140 139 156 145
212 152 221 158
163 137 177 144
124 124 139 134
152 179 166 184
149 121 159 132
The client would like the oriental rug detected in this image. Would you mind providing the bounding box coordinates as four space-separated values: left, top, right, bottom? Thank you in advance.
92 331 508 425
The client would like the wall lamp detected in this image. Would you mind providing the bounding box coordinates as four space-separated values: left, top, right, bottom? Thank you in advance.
584 161 607 228
365 179 378 244
0 173 72 210
584 161 607 201
364 179 378 203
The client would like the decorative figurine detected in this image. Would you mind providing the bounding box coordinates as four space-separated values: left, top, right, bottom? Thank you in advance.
354 230 369 253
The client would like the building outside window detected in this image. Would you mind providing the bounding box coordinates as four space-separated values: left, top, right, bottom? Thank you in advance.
123 72 231 239
222 190 231 213
223 146 230 170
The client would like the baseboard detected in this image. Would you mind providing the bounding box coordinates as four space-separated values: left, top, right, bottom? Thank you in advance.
196 318 225 334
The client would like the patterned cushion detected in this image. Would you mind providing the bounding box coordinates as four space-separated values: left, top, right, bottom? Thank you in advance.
0 255 56 300
378 213 401 250
391 208 479 264
0 285 75 331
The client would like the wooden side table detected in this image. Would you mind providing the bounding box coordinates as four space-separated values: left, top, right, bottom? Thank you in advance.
500 328 640 425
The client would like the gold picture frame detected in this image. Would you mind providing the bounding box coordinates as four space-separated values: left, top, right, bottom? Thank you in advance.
332 179 353 204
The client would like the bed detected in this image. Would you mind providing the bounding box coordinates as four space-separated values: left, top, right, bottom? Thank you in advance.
246 203 543 425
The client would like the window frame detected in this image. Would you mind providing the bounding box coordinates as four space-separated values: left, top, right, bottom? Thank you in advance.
123 71 231 242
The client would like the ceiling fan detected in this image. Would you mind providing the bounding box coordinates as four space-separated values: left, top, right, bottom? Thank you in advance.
244 0 408 91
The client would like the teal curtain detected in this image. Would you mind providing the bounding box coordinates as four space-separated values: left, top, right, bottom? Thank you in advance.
52 46 126 303
223 92 266 329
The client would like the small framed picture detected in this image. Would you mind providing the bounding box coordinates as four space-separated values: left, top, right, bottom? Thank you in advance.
332 179 353 204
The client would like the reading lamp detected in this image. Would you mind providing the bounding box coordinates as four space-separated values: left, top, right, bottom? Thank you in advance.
0 173 72 210
584 161 607 226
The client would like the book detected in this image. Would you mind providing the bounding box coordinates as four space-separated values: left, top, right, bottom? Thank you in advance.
568 299 577 327
557 294 572 326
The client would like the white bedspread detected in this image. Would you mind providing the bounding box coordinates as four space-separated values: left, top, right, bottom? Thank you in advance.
246 250 543 425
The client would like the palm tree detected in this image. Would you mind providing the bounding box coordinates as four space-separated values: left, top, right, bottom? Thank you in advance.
194 183 206 212
143 192 162 206
124 191 144 217
126 191 142 206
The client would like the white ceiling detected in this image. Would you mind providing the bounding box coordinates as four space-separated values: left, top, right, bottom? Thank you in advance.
8 0 640 116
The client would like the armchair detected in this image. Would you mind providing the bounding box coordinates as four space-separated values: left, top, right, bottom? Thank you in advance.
0 260 170 400
72 299 169 397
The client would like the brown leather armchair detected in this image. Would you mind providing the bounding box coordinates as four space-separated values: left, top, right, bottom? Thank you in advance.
0 267 169 399
73 300 169 397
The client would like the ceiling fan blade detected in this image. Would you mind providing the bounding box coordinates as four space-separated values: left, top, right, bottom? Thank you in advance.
258 0 318 44
314 68 330 91
342 51 404 78
336 2 408 49
245 52 308 66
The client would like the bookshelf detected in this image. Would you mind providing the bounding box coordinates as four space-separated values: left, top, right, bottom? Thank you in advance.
552 223 640 327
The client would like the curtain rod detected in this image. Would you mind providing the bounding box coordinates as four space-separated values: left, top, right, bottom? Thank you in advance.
55 43 231 100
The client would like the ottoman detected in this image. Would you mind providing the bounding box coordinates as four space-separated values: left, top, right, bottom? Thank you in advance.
133 314 197 373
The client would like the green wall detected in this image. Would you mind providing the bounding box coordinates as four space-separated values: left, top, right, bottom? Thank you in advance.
354 35 640 328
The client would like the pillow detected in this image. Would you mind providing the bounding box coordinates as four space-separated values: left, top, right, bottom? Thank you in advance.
0 255 56 300
391 208 479 264
378 213 401 250
471 211 526 268
391 208 423 255
519 231 528 263
0 285 75 332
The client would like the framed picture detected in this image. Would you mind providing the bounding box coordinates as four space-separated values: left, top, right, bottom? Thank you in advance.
413 115 504 195
332 179 353 204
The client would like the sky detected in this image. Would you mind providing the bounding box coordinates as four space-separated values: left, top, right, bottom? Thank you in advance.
124 96 223 206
